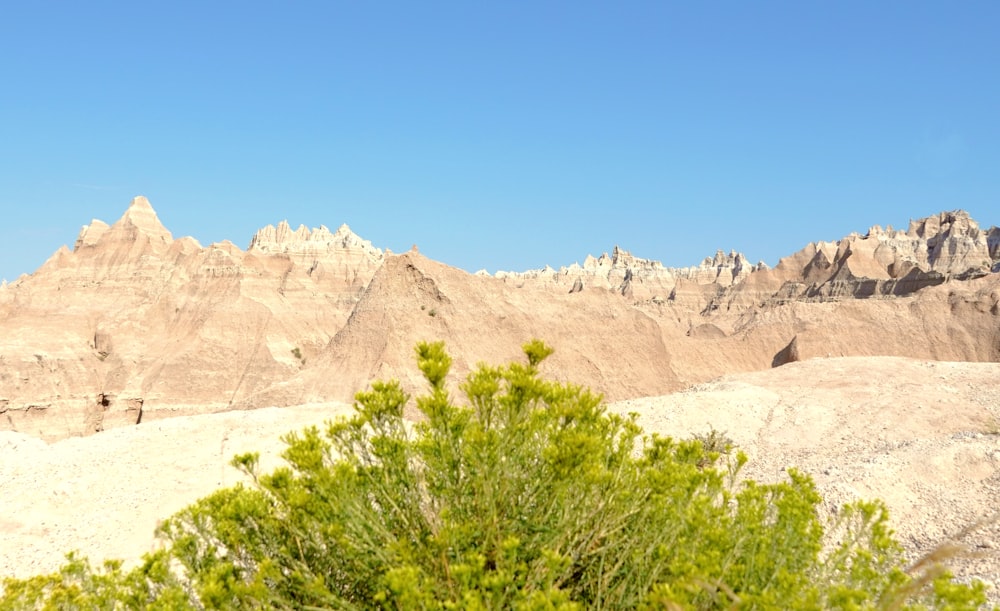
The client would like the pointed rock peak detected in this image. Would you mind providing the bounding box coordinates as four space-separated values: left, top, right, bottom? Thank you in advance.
114 196 173 242
36 245 74 274
611 245 632 265
906 210 978 239
248 218 383 259
74 219 110 250
128 195 154 212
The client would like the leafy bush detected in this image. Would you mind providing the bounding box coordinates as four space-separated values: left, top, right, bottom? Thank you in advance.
1 340 992 609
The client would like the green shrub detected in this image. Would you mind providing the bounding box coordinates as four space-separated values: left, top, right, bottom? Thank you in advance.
1 340 992 609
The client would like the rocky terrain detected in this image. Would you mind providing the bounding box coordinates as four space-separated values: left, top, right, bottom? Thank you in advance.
0 198 384 439
1 197 997 439
0 196 998 601
1 357 997 599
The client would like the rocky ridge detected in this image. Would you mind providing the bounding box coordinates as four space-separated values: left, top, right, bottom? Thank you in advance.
495 246 766 309
708 210 1000 312
1 197 999 602
0 199 998 441
0 197 383 439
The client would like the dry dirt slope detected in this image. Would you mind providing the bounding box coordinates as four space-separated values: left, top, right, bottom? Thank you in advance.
1 356 998 600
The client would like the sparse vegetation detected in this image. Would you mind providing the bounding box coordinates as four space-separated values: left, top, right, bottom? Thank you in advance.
291 346 305 366
0 341 992 609
692 426 735 455
691 427 735 469
981 415 1000 436
428 307 437 317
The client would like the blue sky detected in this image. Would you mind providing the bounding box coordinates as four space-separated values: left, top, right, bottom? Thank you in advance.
1 2 997 282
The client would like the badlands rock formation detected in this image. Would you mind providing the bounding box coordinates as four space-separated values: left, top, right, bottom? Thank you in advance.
495 245 765 309
0 199 998 440
0 197 998 602
708 210 1000 312
0 197 382 439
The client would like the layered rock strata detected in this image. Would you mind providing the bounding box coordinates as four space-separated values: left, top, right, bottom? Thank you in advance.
1 199 997 441
0 197 382 439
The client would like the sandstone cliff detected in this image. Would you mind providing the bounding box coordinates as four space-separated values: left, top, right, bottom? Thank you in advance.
1 198 997 441
243 249 682 412
0 197 382 439
495 245 766 310
707 210 1000 312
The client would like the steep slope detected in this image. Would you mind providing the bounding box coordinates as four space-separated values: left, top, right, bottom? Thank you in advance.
495 245 765 311
707 210 1000 312
247 248 1000 412
0 197 383 439
1 198 998 442
246 249 681 409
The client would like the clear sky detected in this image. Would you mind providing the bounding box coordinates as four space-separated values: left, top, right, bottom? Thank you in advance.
1 2 997 283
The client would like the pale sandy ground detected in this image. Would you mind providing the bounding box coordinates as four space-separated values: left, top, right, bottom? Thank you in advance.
0 404 356 579
2 357 998 603
612 357 1000 602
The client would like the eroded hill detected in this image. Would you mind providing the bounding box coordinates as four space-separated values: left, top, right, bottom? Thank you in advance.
1 197 998 439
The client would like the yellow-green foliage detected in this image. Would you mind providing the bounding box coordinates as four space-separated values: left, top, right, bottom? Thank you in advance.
1 341 992 609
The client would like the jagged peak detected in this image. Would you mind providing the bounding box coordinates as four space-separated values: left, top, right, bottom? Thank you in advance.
906 210 978 239
74 219 110 250
113 196 173 242
36 245 74 273
690 249 752 270
248 219 383 258
598 246 662 270
865 223 901 238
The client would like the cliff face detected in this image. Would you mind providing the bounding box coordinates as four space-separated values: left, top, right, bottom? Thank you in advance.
1 199 998 441
0 197 383 439
704 210 999 313
493 211 1000 315
494 245 765 310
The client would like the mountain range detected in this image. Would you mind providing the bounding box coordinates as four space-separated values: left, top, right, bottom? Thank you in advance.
1 196 998 440
2 196 999 600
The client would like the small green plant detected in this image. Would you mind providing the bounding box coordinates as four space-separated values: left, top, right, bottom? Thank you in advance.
981 415 1000 436
0 341 991 609
428 308 437 317
692 426 734 454
691 427 735 468
290 346 305 365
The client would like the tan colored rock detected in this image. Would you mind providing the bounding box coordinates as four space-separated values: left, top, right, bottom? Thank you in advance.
495 245 764 308
707 210 998 312
246 250 683 410
1 198 999 600
0 198 383 440
0 199 998 444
